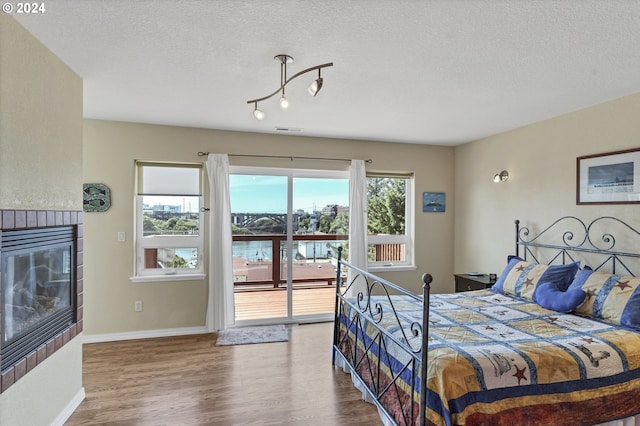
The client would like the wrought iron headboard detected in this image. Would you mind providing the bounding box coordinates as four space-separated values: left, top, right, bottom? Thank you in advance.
515 216 640 276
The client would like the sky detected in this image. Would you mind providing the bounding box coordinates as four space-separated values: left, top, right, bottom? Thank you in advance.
143 175 350 214
229 175 349 213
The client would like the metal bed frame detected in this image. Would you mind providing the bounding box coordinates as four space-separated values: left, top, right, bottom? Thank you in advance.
332 216 640 426
516 216 640 275
332 246 432 426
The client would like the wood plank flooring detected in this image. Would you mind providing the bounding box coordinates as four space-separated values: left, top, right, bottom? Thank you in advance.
66 323 382 425
234 287 336 320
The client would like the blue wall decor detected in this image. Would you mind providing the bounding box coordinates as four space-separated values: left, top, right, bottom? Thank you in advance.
423 192 445 212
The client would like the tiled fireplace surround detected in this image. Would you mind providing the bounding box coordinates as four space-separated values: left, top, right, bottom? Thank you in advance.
0 209 83 394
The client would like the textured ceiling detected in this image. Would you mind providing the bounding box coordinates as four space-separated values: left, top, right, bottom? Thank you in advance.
12 0 640 145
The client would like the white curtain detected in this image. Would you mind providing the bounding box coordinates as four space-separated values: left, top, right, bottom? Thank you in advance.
205 154 235 332
348 159 368 296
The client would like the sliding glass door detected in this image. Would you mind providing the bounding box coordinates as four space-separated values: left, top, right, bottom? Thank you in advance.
230 173 288 320
229 167 348 324
290 176 349 317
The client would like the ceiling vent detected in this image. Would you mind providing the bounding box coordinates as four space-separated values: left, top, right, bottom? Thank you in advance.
274 127 303 132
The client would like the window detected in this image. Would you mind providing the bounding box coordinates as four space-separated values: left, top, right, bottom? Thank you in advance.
367 174 413 269
133 162 204 281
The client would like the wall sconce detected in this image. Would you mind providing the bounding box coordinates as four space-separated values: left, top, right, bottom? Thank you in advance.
493 170 509 183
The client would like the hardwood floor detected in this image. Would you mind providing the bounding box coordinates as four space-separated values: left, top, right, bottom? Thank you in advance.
66 323 382 425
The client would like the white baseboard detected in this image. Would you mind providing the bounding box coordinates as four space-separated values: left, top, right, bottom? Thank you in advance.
51 387 85 426
82 326 209 344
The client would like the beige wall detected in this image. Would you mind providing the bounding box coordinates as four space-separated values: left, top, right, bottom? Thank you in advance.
0 339 83 426
0 16 82 211
0 14 83 426
454 93 640 279
82 119 455 336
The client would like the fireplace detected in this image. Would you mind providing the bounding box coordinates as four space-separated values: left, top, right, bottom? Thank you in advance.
1 226 76 369
0 210 83 393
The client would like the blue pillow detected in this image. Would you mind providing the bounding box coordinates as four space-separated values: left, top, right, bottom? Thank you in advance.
621 289 640 331
535 281 586 313
567 267 594 292
492 256 580 301
545 262 581 292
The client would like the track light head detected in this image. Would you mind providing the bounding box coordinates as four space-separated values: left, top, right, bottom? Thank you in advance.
279 95 289 109
308 77 323 96
253 103 264 120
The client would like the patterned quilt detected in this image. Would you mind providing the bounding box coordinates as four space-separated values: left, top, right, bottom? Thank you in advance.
336 289 640 426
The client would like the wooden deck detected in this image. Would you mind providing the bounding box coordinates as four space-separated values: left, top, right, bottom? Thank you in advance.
234 285 336 321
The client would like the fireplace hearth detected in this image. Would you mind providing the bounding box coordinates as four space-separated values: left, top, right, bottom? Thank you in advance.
0 210 83 393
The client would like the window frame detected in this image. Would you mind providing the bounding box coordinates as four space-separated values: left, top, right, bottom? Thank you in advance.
366 174 415 271
131 161 205 282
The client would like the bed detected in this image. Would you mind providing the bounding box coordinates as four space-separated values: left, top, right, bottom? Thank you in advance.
332 216 640 426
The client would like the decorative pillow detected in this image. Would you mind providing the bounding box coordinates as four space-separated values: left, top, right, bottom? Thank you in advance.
534 281 586 313
568 269 640 330
567 267 594 292
491 256 524 294
491 256 580 301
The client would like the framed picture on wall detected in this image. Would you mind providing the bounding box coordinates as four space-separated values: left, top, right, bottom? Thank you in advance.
577 148 640 204
423 192 445 212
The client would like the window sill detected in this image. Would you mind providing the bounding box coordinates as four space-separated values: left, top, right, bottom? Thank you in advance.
368 264 417 273
130 273 206 283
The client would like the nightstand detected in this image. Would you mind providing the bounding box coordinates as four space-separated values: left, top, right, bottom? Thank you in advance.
454 274 496 292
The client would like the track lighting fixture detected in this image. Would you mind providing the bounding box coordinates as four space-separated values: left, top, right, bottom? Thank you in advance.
247 54 333 120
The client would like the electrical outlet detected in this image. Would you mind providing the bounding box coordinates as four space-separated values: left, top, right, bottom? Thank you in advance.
117 231 126 242
134 300 143 312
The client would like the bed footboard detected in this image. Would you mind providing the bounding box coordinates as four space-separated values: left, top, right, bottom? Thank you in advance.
332 247 432 426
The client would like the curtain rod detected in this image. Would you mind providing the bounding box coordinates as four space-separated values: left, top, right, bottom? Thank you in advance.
197 152 372 164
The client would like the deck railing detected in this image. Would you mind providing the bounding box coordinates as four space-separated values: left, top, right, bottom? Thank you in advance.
232 234 405 288
232 234 347 288
374 243 405 262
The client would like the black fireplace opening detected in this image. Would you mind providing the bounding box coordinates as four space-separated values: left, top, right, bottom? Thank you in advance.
1 226 76 371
